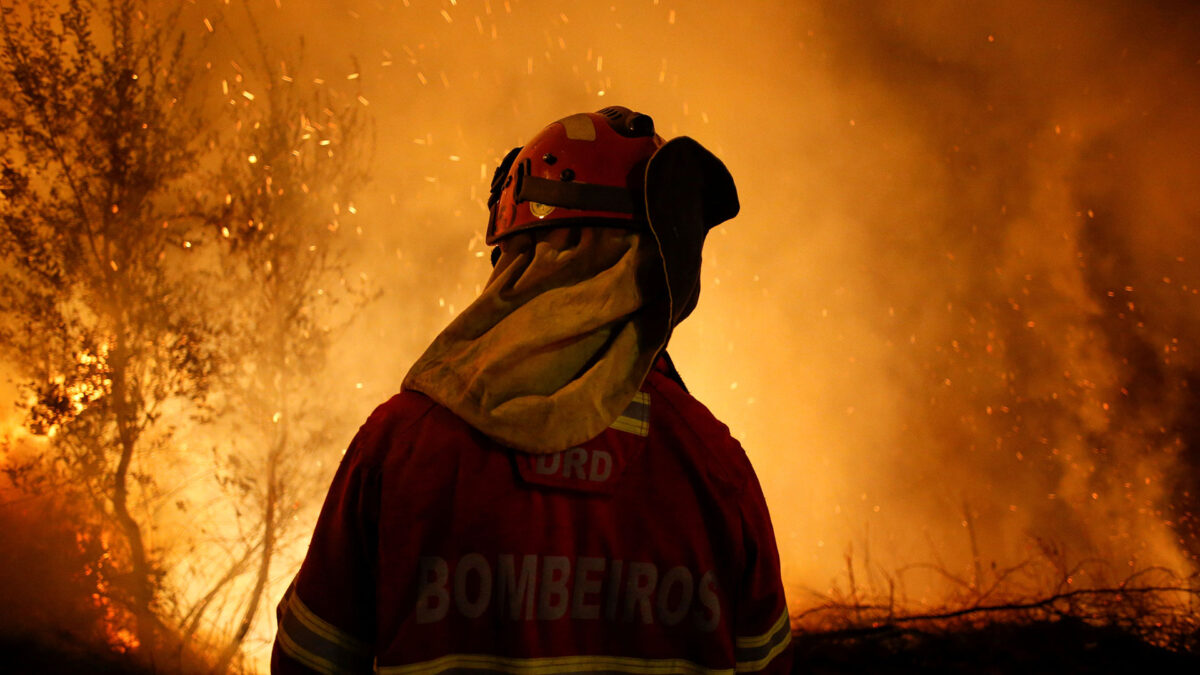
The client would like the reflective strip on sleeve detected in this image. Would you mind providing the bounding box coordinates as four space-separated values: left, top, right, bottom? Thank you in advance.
375 654 733 675
609 391 650 436
733 609 792 672
277 584 372 675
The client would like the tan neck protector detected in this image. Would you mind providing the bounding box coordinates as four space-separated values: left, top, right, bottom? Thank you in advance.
402 227 669 454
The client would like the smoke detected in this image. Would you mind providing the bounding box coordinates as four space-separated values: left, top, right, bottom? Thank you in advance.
6 0 1200 668
772 0 1200 595
228 0 1200 607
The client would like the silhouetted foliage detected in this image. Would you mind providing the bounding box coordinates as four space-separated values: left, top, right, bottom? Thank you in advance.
0 0 221 651
0 1 371 670
175 7 372 670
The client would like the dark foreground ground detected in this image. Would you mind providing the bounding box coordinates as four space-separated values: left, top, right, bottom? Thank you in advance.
4 620 1200 674
792 618 1200 674
2 635 161 675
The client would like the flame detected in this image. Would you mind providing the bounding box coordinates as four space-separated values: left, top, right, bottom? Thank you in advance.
76 530 140 654
4 1 1200 672
36 344 111 439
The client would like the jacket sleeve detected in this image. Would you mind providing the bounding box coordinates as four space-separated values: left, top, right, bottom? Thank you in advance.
732 468 793 673
272 428 380 674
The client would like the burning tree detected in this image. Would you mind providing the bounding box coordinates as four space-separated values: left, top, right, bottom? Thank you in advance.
0 0 221 653
0 1 372 669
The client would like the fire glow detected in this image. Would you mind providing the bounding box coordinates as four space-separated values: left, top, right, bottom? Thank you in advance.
2 0 1199 672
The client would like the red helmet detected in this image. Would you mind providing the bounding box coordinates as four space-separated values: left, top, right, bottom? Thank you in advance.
486 107 664 244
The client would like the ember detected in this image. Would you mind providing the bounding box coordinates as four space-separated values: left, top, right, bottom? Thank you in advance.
2 0 1198 672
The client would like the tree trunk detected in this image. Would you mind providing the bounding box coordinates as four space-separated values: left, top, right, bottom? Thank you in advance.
211 421 285 673
109 347 157 651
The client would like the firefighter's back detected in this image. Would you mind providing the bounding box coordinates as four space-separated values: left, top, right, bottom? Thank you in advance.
274 364 791 673
371 365 787 672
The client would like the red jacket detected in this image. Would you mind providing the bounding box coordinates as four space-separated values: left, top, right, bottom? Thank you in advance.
273 361 792 674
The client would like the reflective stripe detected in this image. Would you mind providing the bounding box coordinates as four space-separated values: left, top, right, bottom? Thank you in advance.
609 391 650 436
289 589 370 655
733 609 791 672
375 653 733 675
559 113 598 141
734 609 789 649
277 584 372 674
277 626 343 675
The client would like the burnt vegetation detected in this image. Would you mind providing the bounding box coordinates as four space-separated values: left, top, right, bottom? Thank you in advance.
0 0 369 671
791 546 1200 673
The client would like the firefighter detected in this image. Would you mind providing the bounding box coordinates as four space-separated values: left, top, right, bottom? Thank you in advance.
272 106 792 674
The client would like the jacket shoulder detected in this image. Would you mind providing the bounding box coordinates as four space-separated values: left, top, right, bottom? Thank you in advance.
365 389 439 428
356 390 443 439
344 390 443 466
643 369 756 493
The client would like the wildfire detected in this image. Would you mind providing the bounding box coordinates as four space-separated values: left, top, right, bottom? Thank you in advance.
76 530 141 654
3 0 1200 672
36 344 112 439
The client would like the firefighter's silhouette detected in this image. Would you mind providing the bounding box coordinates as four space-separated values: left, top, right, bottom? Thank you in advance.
273 107 792 674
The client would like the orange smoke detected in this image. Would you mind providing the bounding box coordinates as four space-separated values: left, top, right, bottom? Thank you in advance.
4 1 1200 671
267 0 1200 607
